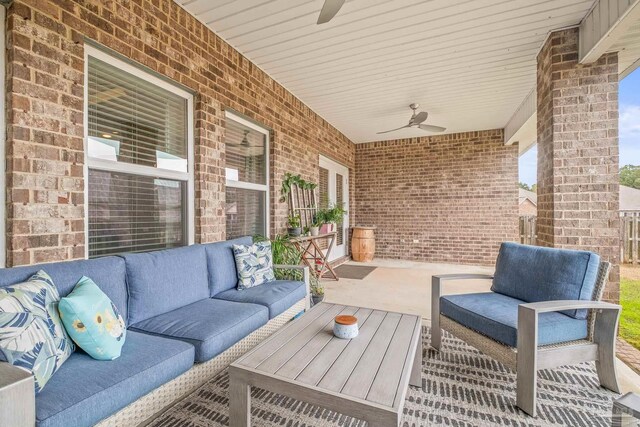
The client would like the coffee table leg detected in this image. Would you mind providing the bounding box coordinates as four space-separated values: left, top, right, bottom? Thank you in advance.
410 330 422 388
229 376 250 427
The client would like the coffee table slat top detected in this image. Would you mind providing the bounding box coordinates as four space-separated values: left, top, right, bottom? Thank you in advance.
232 302 422 410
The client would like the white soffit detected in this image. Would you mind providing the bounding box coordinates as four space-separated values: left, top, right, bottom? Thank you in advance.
175 0 595 143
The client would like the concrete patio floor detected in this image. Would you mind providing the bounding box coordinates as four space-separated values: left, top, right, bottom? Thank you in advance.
323 258 640 395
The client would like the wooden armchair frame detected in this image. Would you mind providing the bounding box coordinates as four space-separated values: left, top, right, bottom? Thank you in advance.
430 262 621 417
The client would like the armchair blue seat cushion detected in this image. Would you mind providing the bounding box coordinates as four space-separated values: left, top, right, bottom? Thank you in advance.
35 330 194 427
0 257 128 324
203 236 253 297
213 280 306 318
440 292 588 348
121 245 210 324
130 298 268 362
491 242 600 319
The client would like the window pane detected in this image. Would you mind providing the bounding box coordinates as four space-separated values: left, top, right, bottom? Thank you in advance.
87 56 188 173
224 119 267 185
226 187 266 239
88 169 186 257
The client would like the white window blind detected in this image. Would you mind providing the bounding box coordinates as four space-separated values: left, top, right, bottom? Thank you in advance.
85 47 194 258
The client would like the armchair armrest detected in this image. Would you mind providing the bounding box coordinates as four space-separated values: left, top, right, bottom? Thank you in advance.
273 265 310 310
0 362 35 426
519 300 621 314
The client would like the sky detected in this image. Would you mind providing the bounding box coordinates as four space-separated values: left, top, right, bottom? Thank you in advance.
519 67 640 186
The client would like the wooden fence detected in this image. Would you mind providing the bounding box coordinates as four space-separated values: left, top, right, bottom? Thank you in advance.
520 212 640 264
621 211 640 264
519 215 537 245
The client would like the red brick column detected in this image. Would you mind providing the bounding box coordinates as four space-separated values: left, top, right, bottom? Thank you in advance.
536 28 620 302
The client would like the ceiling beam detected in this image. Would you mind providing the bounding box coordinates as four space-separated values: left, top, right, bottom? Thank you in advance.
504 88 536 154
579 0 640 64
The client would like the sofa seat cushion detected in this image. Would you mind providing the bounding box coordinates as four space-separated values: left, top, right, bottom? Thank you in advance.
35 330 194 427
440 292 588 348
214 280 306 318
122 245 210 324
131 298 268 363
491 242 600 319
203 236 253 296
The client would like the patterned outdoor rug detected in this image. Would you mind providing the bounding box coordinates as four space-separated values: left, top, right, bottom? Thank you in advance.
150 327 618 427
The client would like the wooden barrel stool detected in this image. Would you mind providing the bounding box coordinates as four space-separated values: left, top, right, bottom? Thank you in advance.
351 226 376 262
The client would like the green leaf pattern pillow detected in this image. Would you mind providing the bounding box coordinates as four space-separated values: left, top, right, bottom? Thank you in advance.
0 271 75 393
233 241 276 290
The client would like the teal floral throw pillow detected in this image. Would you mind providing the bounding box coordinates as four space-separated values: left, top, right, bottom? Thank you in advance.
59 276 126 361
0 270 75 393
233 241 276 290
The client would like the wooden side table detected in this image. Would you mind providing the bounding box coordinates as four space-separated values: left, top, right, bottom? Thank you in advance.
0 363 35 427
613 392 640 427
290 232 338 280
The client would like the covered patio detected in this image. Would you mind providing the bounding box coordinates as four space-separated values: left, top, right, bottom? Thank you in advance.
1 0 640 426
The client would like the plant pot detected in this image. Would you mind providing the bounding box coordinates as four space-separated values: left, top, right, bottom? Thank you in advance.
310 226 320 236
288 227 302 237
311 294 324 306
320 224 331 234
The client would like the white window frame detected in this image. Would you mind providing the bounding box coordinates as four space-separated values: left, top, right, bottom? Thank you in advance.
0 5 5 267
224 111 270 238
83 45 195 258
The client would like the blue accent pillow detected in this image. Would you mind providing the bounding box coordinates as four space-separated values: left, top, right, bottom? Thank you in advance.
59 277 126 361
233 241 276 290
0 270 75 393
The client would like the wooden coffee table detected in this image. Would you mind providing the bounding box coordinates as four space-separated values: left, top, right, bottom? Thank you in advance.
229 302 422 427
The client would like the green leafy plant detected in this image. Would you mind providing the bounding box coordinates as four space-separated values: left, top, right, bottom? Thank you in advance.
254 234 322 296
280 173 318 203
317 203 347 224
287 213 301 228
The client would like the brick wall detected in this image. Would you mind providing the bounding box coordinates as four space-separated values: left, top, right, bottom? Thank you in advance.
355 130 519 266
5 0 355 266
536 28 620 302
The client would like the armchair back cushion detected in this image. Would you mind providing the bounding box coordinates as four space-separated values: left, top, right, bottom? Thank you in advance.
0 257 128 323
203 236 253 296
491 242 600 319
122 245 209 324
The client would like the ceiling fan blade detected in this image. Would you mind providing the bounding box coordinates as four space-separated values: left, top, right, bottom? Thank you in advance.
317 0 345 24
376 125 409 135
409 111 429 125
419 124 447 133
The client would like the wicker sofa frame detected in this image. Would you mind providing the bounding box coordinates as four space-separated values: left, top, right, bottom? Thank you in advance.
431 261 622 417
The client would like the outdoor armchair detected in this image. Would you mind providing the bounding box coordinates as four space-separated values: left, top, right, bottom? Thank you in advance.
430 242 621 417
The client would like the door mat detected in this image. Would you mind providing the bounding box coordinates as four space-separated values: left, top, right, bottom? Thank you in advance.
333 264 377 280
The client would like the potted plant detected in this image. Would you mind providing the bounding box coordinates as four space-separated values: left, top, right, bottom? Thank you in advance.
310 280 325 305
319 203 347 233
287 213 302 237
310 214 321 236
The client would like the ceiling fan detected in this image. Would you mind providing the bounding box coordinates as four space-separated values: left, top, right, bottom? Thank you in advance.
228 130 262 148
377 104 446 134
317 0 345 24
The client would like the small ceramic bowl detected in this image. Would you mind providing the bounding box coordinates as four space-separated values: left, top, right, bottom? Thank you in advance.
333 315 358 339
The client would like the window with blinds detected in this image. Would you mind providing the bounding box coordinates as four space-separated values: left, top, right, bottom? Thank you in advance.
85 47 193 258
224 112 269 239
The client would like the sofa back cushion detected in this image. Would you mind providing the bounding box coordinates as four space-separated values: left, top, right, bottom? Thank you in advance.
122 245 209 324
491 242 600 319
0 257 128 324
203 236 253 296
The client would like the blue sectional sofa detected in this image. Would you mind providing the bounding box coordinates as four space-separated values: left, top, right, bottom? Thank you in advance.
0 236 309 427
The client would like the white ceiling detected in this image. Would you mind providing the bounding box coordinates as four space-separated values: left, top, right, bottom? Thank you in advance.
176 0 596 143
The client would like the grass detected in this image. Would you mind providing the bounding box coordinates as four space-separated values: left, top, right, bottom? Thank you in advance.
620 266 640 350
